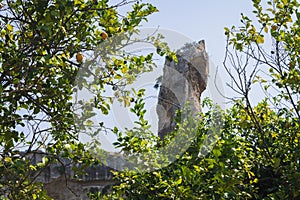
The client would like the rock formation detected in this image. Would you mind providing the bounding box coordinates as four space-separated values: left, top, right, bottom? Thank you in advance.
157 40 209 139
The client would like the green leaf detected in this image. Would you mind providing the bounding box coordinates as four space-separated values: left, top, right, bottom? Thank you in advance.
4 157 12 163
7 24 13 32
257 35 264 44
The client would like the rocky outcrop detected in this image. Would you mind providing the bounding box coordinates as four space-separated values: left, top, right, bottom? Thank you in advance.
157 40 209 139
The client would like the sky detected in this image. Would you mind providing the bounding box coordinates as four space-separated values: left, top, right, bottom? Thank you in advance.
136 0 258 106
143 0 254 71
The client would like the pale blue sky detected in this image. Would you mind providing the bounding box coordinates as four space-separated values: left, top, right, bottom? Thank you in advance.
143 1 254 67
137 0 258 107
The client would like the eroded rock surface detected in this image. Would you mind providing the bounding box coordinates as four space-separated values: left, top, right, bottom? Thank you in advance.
157 40 209 139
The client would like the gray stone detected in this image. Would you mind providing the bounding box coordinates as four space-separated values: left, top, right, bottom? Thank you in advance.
157 40 209 139
20 151 118 200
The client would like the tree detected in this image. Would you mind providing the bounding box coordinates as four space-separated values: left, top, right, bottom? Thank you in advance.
0 0 176 199
222 0 300 198
101 0 300 199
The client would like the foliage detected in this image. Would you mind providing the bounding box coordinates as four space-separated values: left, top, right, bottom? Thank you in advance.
1 0 299 199
98 0 300 199
0 0 177 199
102 98 299 199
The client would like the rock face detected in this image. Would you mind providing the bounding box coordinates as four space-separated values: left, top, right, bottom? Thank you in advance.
157 40 209 139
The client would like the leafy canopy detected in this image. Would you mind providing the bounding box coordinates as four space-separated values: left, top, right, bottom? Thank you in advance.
0 0 176 199
101 0 300 199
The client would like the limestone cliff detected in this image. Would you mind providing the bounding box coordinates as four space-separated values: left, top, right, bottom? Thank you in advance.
157 40 209 139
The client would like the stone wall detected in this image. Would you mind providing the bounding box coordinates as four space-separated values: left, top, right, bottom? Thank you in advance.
26 151 119 200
